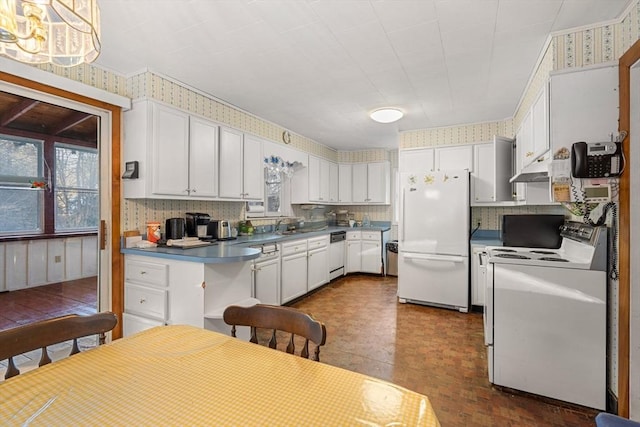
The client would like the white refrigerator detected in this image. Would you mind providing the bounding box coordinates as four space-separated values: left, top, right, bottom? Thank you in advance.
398 170 470 312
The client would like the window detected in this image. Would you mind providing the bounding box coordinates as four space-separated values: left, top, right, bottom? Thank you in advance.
0 136 44 234
0 133 98 236
55 144 98 232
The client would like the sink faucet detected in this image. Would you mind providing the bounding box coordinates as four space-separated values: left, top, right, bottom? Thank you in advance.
274 219 283 234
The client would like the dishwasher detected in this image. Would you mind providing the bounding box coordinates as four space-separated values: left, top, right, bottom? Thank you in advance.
329 231 346 280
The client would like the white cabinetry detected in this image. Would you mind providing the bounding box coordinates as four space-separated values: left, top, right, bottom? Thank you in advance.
531 84 550 162
361 231 382 274
219 129 263 200
253 249 280 306
399 148 434 172
345 230 387 274
0 244 5 292
346 231 361 273
471 137 514 205
470 245 487 307
307 235 329 291
352 162 390 204
280 239 308 303
338 163 352 203
435 145 474 171
123 100 218 199
329 162 339 204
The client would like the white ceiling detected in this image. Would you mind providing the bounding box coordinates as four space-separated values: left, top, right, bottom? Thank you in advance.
94 0 632 151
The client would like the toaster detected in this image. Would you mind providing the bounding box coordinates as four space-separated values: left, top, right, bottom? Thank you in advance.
207 220 234 240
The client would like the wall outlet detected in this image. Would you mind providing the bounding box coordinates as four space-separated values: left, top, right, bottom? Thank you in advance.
55 255 62 263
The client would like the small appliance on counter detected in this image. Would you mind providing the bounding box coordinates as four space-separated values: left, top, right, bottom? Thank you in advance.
165 218 186 240
185 212 210 238
206 220 235 241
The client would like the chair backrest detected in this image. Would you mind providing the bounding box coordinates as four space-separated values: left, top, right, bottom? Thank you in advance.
223 304 327 361
0 312 118 379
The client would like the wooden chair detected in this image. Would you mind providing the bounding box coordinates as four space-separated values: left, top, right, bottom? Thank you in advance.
0 312 118 380
223 304 327 361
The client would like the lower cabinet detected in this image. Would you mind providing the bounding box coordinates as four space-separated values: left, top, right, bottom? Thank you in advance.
307 236 329 291
346 230 388 274
280 239 309 304
253 251 280 306
470 244 487 307
123 254 253 336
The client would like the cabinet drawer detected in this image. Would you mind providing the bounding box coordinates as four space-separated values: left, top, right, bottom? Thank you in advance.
307 235 329 250
361 231 380 241
346 231 361 240
125 259 168 287
281 239 308 256
125 283 167 320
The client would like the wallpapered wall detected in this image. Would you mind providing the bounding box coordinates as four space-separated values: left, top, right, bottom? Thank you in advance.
30 1 640 236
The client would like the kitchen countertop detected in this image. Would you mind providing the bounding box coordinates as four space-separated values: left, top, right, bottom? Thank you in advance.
470 229 502 247
121 224 391 263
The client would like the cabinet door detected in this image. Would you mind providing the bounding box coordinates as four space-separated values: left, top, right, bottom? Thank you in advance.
531 84 549 161
308 155 321 202
81 236 98 277
6 241 27 290
361 240 381 274
0 244 5 292
242 135 264 200
518 109 534 170
308 247 328 291
219 127 244 199
472 143 495 203
319 159 330 202
255 258 280 306
152 104 190 196
27 240 47 286
399 148 434 172
435 145 473 171
189 117 218 198
65 238 83 280
346 240 361 273
351 163 368 203
367 162 390 204
281 252 308 303
329 161 339 203
338 163 352 203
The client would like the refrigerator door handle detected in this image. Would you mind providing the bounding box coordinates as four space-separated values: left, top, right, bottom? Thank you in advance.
403 253 465 263
401 189 406 242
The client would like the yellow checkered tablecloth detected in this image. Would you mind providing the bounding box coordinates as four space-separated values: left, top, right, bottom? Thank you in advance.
0 325 440 426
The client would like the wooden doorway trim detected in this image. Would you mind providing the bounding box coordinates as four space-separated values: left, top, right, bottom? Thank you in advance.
618 39 640 418
0 71 123 340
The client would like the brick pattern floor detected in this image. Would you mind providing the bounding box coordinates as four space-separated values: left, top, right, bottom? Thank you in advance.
290 274 600 427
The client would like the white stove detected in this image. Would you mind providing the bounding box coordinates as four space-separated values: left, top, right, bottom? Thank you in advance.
486 221 607 270
484 221 608 410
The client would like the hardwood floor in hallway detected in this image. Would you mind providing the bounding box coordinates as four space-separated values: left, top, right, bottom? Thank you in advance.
290 274 599 427
0 277 97 332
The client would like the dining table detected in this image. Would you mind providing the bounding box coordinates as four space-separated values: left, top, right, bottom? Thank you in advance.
0 324 441 426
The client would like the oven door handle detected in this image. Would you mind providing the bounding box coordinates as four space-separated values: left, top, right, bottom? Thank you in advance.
403 253 465 263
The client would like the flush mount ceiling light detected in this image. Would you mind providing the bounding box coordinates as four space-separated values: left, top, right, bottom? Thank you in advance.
370 108 404 123
0 0 100 66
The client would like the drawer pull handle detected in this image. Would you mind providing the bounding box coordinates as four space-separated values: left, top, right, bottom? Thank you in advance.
201 282 206 289
139 298 146 304
140 271 147 275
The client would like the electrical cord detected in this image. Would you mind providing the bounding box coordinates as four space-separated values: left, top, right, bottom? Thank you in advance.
583 201 618 280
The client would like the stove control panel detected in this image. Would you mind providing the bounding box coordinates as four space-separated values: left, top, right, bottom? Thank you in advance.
560 221 597 245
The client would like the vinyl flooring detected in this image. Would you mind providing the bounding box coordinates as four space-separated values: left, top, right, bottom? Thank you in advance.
0 274 601 425
290 274 600 427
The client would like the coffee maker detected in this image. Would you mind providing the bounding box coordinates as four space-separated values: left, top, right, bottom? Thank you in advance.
185 212 210 238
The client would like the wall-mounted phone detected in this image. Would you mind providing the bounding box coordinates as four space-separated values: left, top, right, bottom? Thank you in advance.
570 141 621 178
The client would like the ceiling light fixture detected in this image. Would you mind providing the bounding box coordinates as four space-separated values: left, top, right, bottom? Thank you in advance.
0 0 100 67
370 108 403 123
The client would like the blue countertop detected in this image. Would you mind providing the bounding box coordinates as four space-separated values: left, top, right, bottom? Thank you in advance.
121 224 391 263
470 229 502 247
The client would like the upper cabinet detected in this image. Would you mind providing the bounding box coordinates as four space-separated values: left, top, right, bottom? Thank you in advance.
123 100 218 200
291 155 337 204
338 163 352 204
435 145 473 172
514 83 550 175
471 137 514 205
352 161 390 204
399 148 434 172
218 129 263 200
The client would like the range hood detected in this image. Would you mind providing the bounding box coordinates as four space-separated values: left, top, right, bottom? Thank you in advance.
509 158 550 183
